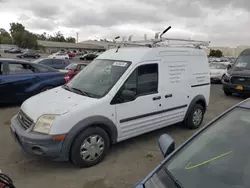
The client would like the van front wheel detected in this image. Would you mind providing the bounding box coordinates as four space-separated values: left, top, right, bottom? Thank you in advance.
185 104 204 129
70 127 110 168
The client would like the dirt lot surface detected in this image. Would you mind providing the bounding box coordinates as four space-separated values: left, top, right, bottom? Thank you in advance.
0 84 243 188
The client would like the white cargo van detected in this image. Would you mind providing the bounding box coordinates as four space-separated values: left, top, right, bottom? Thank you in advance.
10 38 210 167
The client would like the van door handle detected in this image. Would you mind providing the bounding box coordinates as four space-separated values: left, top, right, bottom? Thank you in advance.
153 96 161 100
165 94 172 98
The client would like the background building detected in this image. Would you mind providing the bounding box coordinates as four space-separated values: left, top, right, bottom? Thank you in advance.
37 40 105 53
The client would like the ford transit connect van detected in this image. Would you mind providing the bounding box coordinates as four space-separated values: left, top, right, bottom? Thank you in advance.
10 45 210 167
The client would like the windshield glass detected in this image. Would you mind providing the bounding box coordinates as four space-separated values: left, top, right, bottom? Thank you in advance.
66 59 131 98
209 63 227 69
65 63 77 70
33 58 44 63
234 55 250 69
164 107 250 188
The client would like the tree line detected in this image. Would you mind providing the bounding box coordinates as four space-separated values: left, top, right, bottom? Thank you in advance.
209 49 223 57
0 22 76 49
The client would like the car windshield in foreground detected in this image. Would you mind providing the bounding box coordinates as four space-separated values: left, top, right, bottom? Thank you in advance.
209 63 227 69
161 107 250 188
233 55 250 69
66 59 131 98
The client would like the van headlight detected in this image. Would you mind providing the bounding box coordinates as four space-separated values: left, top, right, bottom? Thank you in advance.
33 115 56 134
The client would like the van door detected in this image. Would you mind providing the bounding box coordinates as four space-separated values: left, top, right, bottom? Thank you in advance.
112 62 163 141
159 59 190 125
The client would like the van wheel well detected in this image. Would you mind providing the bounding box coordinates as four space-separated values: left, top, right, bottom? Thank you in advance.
71 124 113 148
196 100 206 112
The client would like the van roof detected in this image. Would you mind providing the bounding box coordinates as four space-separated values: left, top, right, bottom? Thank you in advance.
97 47 206 64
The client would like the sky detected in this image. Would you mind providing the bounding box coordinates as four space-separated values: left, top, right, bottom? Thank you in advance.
0 0 250 47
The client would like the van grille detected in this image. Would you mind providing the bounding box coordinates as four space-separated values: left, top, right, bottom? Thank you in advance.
230 76 250 85
17 110 34 130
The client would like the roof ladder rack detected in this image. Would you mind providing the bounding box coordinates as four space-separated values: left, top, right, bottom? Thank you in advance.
112 26 210 49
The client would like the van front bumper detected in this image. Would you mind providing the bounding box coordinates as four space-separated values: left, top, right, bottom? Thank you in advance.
222 81 250 95
10 115 68 161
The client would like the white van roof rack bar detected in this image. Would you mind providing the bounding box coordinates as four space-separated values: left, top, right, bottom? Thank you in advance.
117 38 210 48
112 26 210 50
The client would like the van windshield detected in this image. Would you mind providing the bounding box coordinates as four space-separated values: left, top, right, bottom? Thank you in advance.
233 55 250 69
66 59 131 98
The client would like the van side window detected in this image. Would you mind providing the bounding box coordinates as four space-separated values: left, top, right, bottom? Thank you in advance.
113 63 158 104
137 64 158 95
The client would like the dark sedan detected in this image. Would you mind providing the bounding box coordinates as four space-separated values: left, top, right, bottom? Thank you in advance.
4 47 15 53
79 53 98 61
17 52 41 59
0 59 67 104
135 98 250 188
33 58 71 70
8 48 22 53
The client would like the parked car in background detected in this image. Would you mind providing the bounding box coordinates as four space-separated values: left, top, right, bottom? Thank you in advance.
209 62 230 82
16 52 41 59
65 63 77 71
67 51 76 59
4 47 15 53
222 48 250 96
79 53 98 60
48 52 69 59
8 48 22 54
33 58 71 70
0 59 67 103
135 98 250 188
65 62 89 82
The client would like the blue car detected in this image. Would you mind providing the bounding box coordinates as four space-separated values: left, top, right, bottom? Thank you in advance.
0 59 67 103
135 98 250 188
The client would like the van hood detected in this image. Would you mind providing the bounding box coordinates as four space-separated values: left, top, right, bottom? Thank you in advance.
21 86 96 121
229 68 250 77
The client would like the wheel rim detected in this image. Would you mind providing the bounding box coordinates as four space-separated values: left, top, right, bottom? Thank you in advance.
192 109 203 126
80 135 105 161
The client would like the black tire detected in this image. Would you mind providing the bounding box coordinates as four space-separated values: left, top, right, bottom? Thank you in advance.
224 90 232 96
185 104 204 129
70 127 110 168
40 86 54 92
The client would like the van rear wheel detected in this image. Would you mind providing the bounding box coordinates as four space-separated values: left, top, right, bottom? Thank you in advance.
185 104 204 129
70 127 110 168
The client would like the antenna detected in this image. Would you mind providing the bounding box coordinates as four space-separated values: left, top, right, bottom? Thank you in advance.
160 26 171 38
113 36 120 43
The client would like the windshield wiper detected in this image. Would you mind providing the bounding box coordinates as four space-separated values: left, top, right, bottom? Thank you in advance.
71 87 92 97
62 84 72 91
163 167 183 188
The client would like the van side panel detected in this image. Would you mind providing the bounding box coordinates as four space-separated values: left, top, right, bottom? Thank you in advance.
158 53 191 127
188 51 210 106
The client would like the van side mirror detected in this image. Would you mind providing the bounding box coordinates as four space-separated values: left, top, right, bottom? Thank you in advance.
158 134 175 158
227 64 232 70
120 90 136 101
